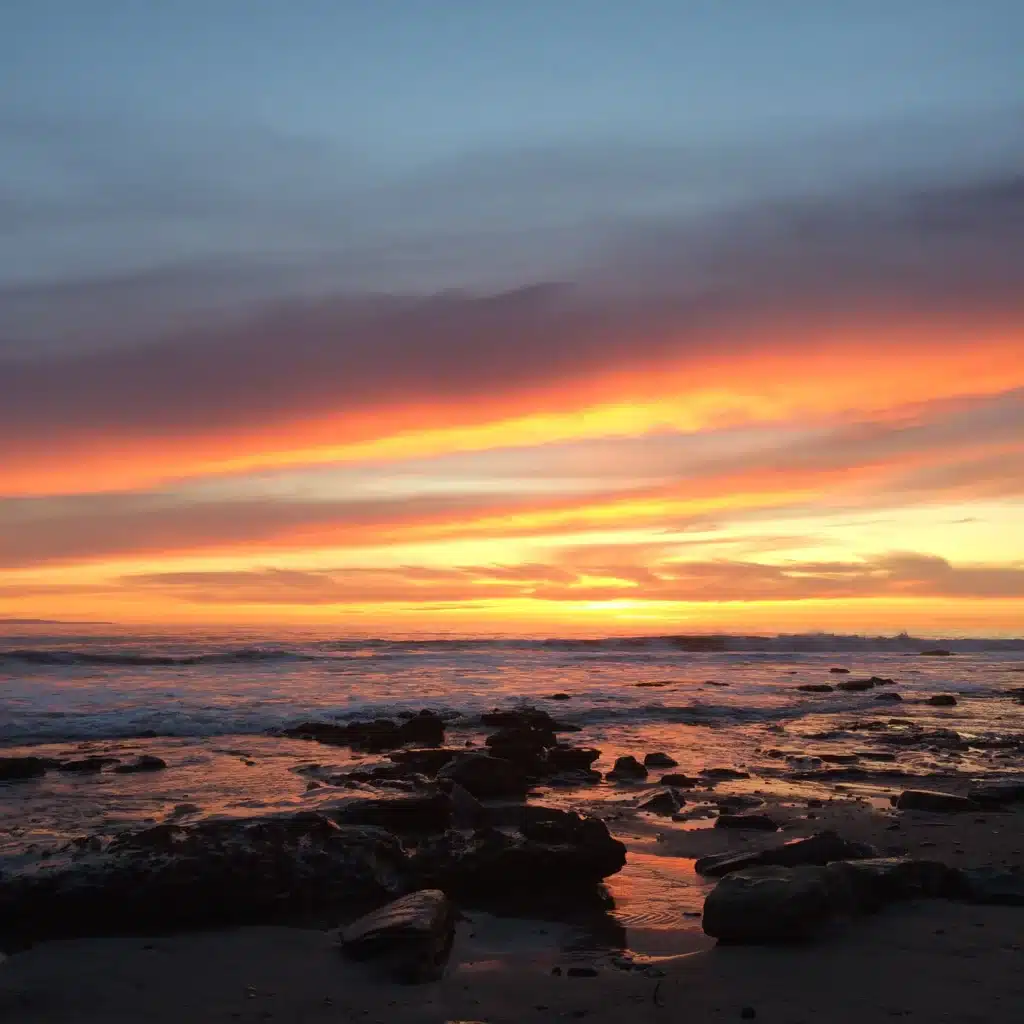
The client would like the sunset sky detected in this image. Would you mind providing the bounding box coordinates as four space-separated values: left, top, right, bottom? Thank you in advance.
2 2 1022 634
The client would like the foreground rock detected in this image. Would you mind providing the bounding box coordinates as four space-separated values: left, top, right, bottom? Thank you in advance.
695 830 877 878
895 789 978 813
340 889 455 983
702 856 974 943
967 778 1024 807
0 813 411 943
703 866 836 942
638 789 684 816
643 752 678 768
0 756 48 781
414 811 626 906
927 694 958 706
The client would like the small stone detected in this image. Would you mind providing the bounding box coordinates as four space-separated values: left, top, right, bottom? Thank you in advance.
715 814 779 832
643 752 679 768
566 966 598 978
829 668 851 674
114 755 167 774
638 789 683 816
606 755 648 781
927 695 958 707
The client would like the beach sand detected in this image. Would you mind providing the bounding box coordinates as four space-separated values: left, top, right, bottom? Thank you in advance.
3 798 1022 1023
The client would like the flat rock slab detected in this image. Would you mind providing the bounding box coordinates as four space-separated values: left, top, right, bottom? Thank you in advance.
695 830 877 878
341 889 455 983
895 789 979 813
967 779 1024 807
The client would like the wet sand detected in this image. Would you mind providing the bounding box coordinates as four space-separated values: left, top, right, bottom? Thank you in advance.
4 798 1022 1023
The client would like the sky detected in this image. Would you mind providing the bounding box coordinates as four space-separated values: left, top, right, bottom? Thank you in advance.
1 1 1023 634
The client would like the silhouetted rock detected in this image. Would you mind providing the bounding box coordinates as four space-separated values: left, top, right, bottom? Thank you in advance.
387 748 462 775
113 755 167 774
894 789 978 813
927 694 958 706
58 756 119 773
798 684 834 693
832 857 968 908
643 752 678 768
606 755 648 781
700 767 750 780
829 668 851 674
480 707 578 732
545 693 571 701
340 889 455 983
660 773 700 787
702 866 835 942
638 789 683 816
546 746 601 772
282 711 445 752
920 649 954 656
874 692 903 702
837 679 876 692
715 814 779 832
0 757 48 781
333 794 453 833
436 754 527 799
695 830 877 877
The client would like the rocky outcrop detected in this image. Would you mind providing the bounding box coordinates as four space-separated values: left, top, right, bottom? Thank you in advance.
281 711 445 751
333 795 453 833
967 778 1024 807
0 812 411 943
340 889 455 983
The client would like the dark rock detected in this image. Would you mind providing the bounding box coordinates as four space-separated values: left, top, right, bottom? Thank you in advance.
566 966 599 977
436 754 527 799
716 794 765 811
874 692 903 702
830 858 968 910
606 756 648 781
829 668 851 674
545 693 571 701
702 866 836 942
715 814 779 832
546 746 601 772
967 779 1024 807
0 757 48 781
894 790 978 813
448 782 486 828
413 810 626 904
480 707 578 732
962 868 1024 906
817 753 859 764
638 790 683 816
741 1009 757 1020
58 756 120 774
695 830 877 878
340 889 455 983
797 684 833 693
387 748 462 776
660 773 699 787
700 768 750 780
0 813 410 942
837 679 876 692
113 755 167 774
927 694 958 707
547 769 603 787
920 649 954 656
643 752 678 768
282 711 445 752
634 680 673 688
333 794 453 833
